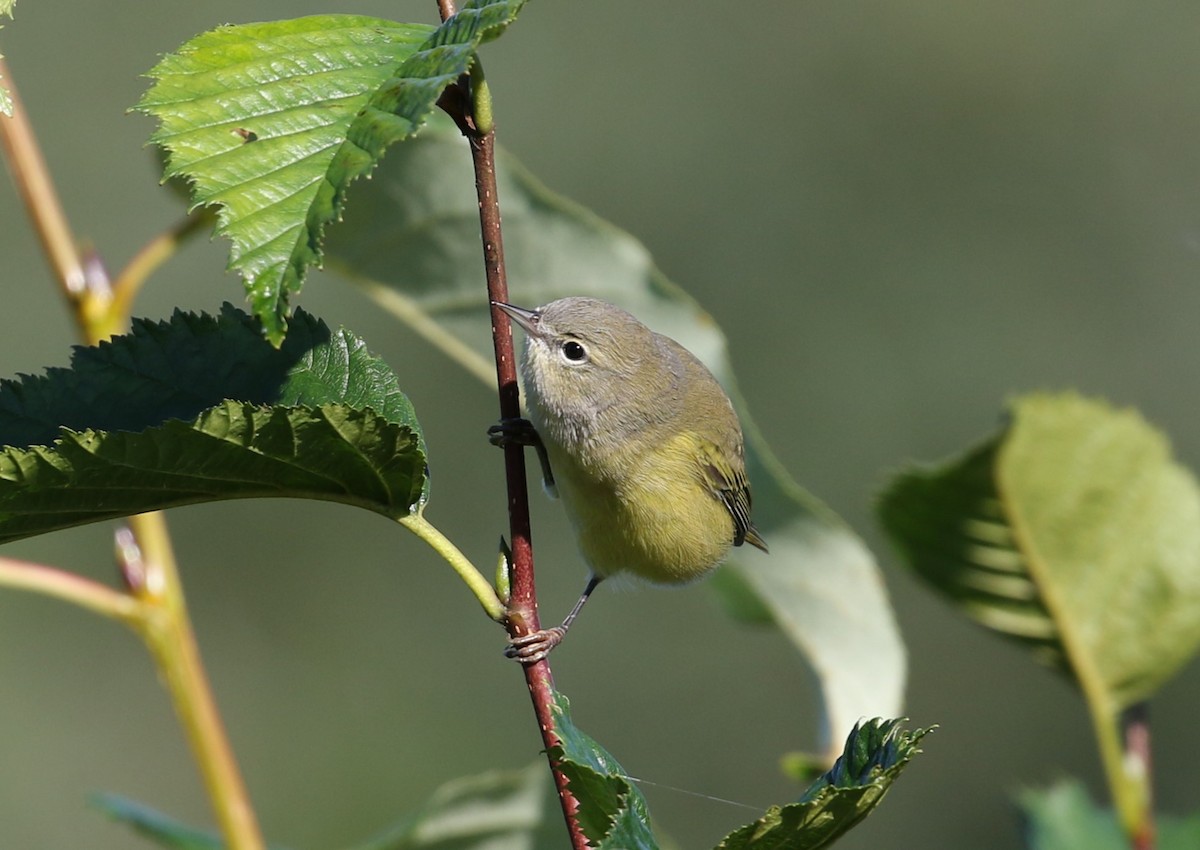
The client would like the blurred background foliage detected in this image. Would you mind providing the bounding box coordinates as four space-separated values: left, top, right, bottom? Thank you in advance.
1 1 1199 848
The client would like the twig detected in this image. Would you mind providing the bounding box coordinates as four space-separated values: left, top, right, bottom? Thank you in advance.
1121 703 1155 850
111 210 213 322
399 512 505 621
0 557 142 625
432 3 587 846
471 86 589 850
0 58 266 850
124 516 266 850
0 57 88 299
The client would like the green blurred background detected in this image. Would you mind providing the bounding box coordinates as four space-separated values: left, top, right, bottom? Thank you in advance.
3 1 1200 847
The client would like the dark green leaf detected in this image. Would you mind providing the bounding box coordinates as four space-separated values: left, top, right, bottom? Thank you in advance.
879 392 1200 709
0 306 426 543
325 118 906 759
135 1 527 343
549 691 658 850
716 719 931 850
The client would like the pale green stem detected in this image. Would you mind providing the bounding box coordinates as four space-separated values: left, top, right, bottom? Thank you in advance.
126 513 266 850
399 511 505 621
110 211 212 323
0 557 142 626
1083 689 1149 844
1 61 264 850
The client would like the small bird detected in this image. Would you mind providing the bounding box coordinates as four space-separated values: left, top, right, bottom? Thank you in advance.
491 297 767 662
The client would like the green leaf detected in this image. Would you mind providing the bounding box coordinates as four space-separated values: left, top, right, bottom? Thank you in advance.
323 117 906 759
95 766 543 850
135 0 528 344
548 691 658 850
0 305 426 544
879 391 1200 709
549 692 927 850
1019 782 1126 850
351 763 545 850
92 793 236 850
716 719 931 850
1020 780 1200 850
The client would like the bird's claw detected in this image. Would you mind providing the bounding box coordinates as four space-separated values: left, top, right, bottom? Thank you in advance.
504 626 567 664
488 417 539 448
488 418 557 496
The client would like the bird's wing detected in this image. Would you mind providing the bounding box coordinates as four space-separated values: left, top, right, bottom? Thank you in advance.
697 440 768 553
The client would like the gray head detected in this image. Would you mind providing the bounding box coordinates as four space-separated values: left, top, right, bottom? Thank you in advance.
494 297 686 440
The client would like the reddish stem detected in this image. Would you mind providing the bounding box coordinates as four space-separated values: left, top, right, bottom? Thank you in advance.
1122 703 1155 850
433 3 586 845
470 129 585 849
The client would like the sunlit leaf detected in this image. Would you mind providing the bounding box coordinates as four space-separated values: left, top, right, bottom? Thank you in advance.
324 118 906 757
879 391 1200 709
135 0 527 343
0 306 426 543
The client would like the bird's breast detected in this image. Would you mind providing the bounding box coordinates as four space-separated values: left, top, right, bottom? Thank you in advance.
545 434 734 585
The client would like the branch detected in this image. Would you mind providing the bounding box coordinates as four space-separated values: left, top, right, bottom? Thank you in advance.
433 4 587 846
0 56 89 301
0 557 142 625
0 59 266 850
472 89 590 850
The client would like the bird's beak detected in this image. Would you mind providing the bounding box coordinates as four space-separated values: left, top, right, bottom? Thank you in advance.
492 301 541 336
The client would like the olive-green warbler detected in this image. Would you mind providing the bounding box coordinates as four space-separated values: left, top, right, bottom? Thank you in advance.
491 297 767 662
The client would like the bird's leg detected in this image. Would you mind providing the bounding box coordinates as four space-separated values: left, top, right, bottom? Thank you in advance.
505 574 602 663
488 417 557 496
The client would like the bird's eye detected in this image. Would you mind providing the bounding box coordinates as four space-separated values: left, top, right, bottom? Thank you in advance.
562 341 588 362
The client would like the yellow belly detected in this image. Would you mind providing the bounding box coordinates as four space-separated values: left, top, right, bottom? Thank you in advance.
549 438 734 584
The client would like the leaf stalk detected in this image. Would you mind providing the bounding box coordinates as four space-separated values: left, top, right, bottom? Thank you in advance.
399 512 505 621
111 210 214 322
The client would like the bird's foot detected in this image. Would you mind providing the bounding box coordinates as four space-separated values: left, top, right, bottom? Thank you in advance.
504 626 567 664
488 418 557 496
488 417 539 448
